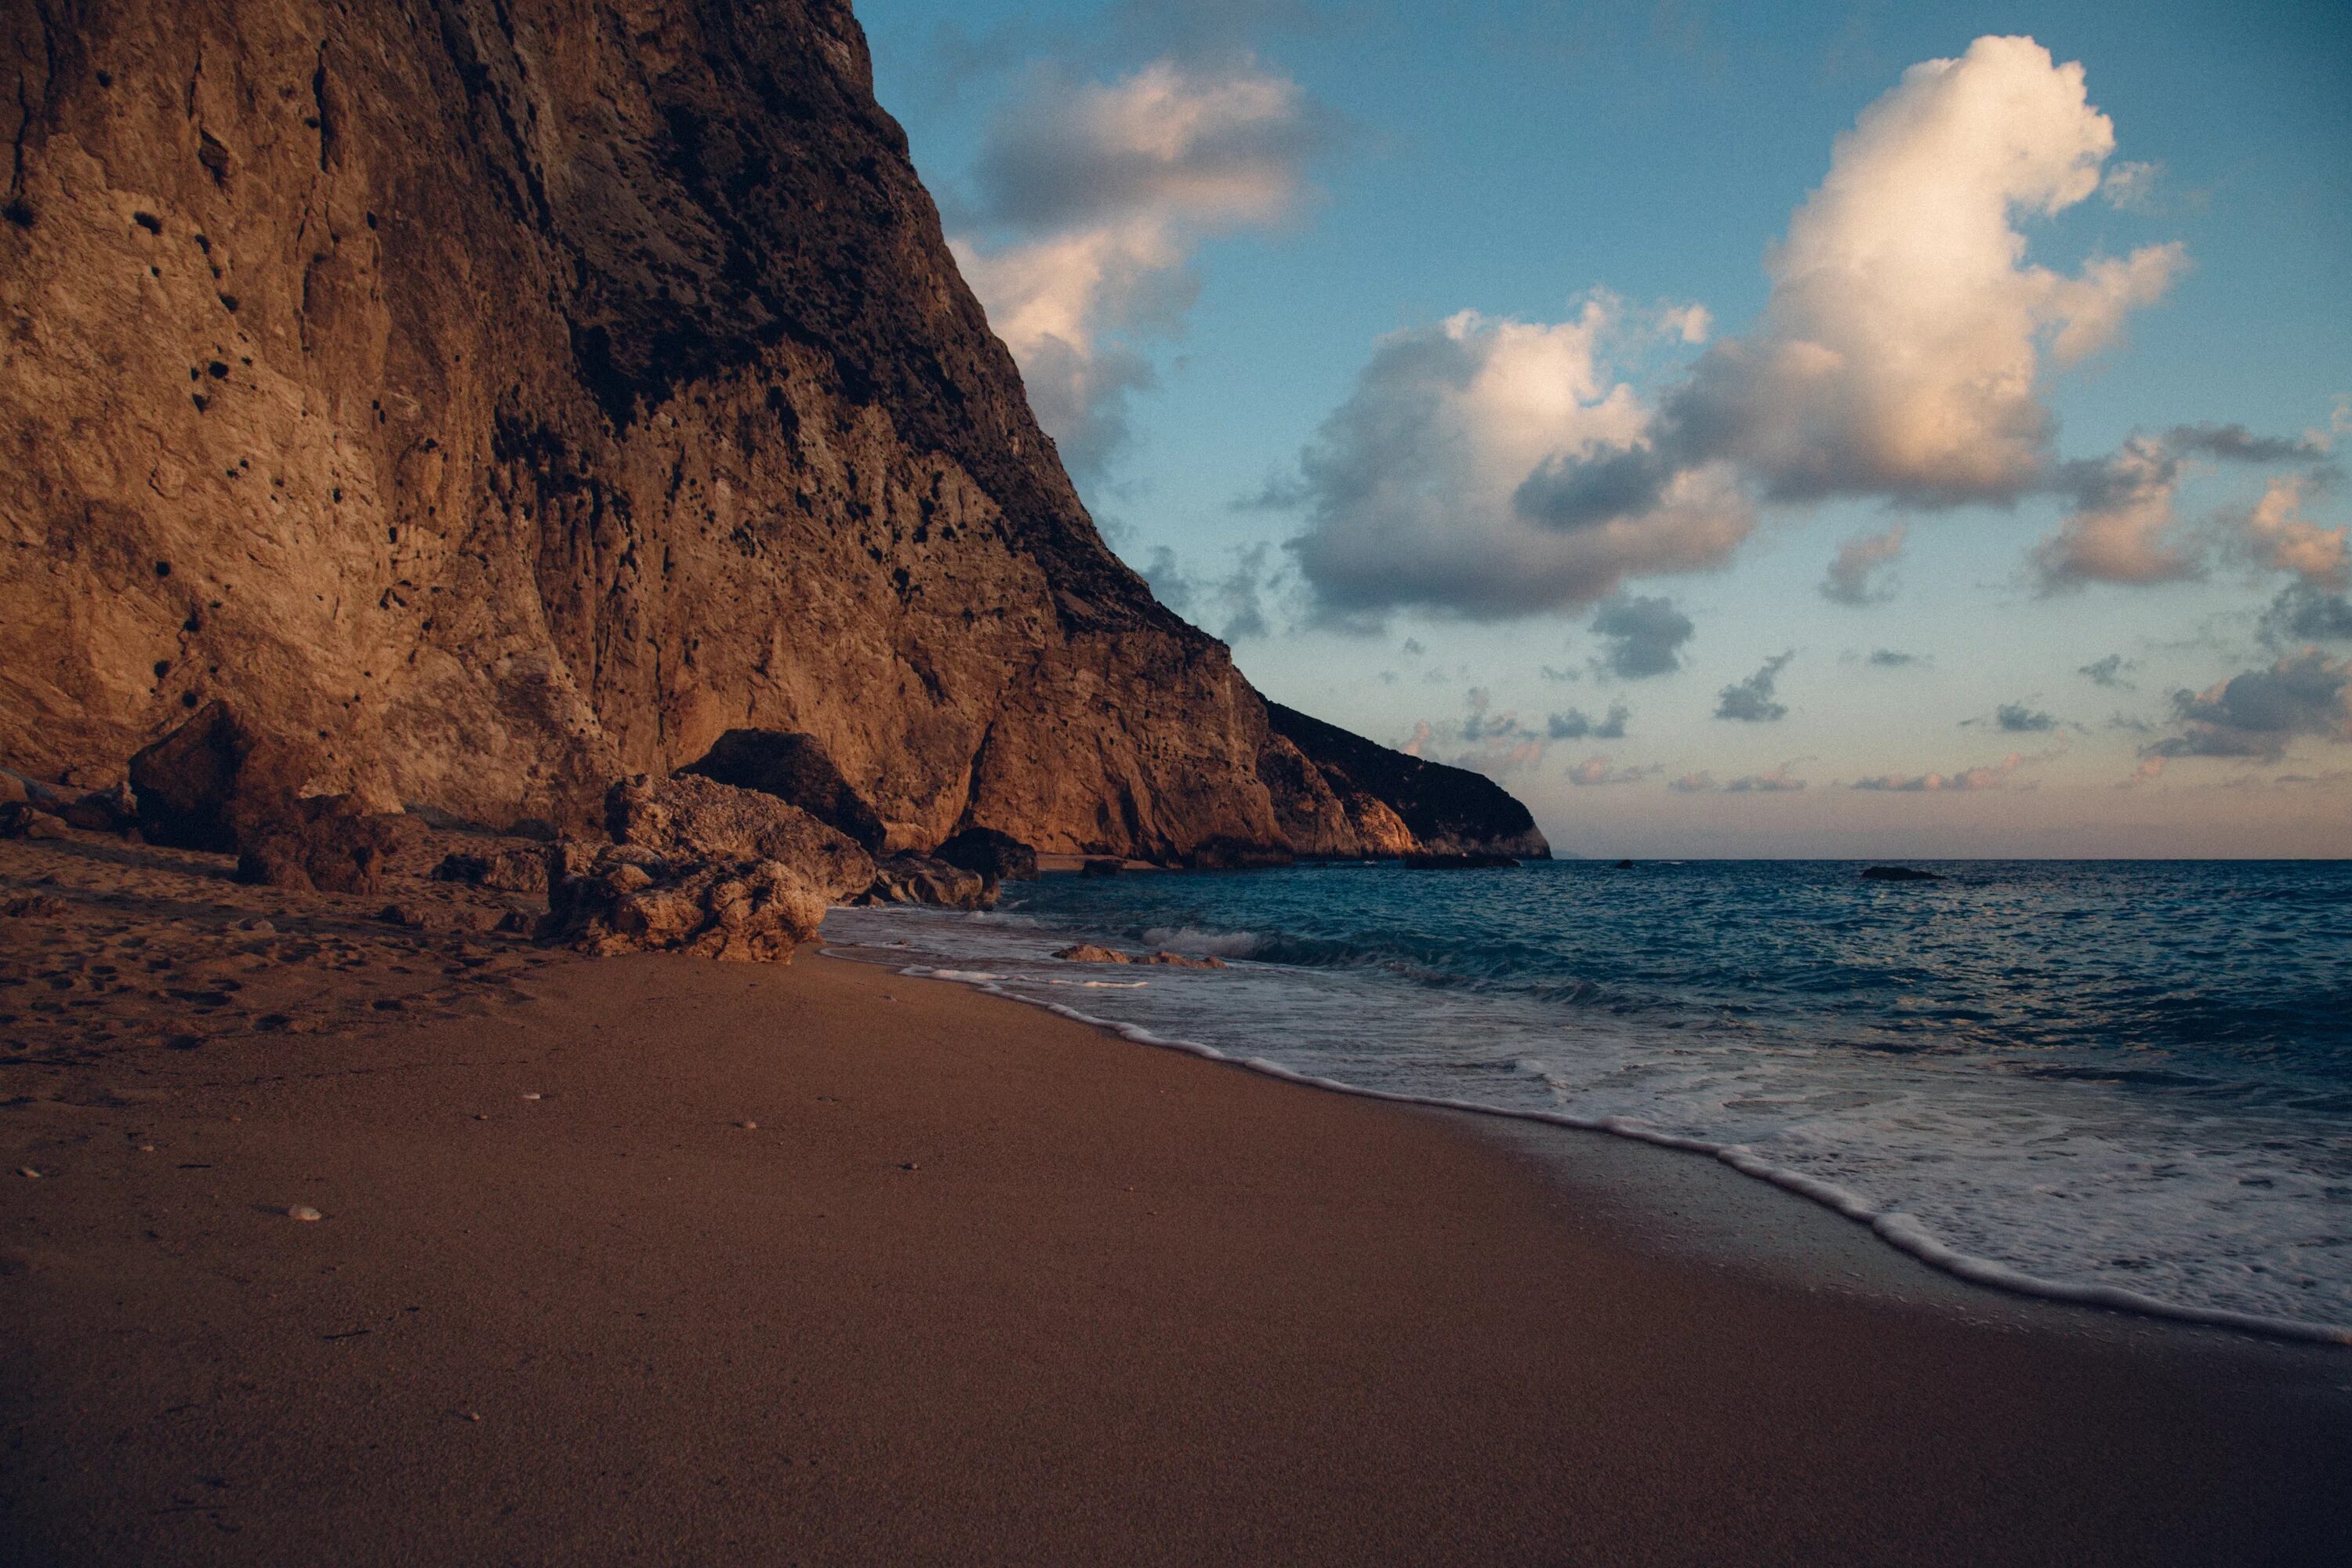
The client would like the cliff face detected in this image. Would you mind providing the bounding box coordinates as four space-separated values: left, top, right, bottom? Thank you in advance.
0 0 1544 862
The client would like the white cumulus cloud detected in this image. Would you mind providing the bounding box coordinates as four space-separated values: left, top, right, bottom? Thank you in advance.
1278 34 2184 620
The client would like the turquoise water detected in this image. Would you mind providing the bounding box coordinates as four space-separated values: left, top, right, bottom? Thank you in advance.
828 860 2352 1339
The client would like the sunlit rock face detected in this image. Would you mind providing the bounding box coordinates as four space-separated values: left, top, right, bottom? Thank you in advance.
0 0 1541 864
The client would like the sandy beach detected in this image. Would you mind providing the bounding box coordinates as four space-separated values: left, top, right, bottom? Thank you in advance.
2 833 2347 1566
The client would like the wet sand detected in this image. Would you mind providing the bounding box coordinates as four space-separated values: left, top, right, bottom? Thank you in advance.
2 833 2348 1565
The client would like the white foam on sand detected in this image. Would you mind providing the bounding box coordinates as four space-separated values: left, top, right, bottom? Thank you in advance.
861 952 2352 1349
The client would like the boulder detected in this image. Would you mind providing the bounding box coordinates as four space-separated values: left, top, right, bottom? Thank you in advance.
545 844 825 962
432 847 549 895
605 775 873 902
857 855 996 911
679 731 888 855
0 803 68 840
933 826 1038 884
1080 858 1123 878
234 797 426 895
59 782 138 833
1051 943 1226 970
1187 836 1295 871
127 701 260 851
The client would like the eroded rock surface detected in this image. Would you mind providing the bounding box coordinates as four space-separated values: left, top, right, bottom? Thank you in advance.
545 845 824 963
605 774 872 902
0 0 1545 867
856 853 994 910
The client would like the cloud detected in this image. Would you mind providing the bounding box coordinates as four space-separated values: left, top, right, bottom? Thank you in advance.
1714 652 1795 721
1672 764 1808 793
1279 36 2182 619
1529 38 2180 512
2238 474 2348 589
2031 437 2201 589
1726 765 1808 793
1400 637 1426 656
2031 425 2331 591
1819 524 1907 606
1137 539 1287 640
1986 702 2059 732
2145 650 2352 761
952 59 1325 474
1566 756 1655 787
2078 653 2136 689
1590 593 1695 678
2259 583 2352 648
1849 753 2024 791
1547 703 1630 739
1279 303 1752 617
2101 158 2162 212
1867 648 1926 668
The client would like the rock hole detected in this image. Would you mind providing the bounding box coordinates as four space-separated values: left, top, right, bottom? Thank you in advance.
132 211 162 234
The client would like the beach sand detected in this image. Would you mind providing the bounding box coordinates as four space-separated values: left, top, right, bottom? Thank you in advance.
3 830 2347 1566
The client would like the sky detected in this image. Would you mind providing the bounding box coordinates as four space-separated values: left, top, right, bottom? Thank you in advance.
858 0 2352 857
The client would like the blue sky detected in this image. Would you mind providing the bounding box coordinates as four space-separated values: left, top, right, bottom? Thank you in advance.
860 0 2352 855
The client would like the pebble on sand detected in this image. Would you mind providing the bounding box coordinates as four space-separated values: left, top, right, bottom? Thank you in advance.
287 1204 323 1221
737 1120 759 1130
521 1092 543 1101
16 1167 40 1178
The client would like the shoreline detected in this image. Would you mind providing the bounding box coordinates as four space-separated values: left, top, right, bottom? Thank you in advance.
5 935 2347 1563
850 949 2352 1349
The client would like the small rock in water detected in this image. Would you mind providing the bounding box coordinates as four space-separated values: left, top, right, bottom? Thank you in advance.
287 1204 323 1221
1054 943 1131 964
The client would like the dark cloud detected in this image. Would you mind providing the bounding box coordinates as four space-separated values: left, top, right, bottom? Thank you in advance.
1400 637 1426 656
2163 423 2327 463
1547 704 1630 740
1137 541 1283 641
2145 651 2352 761
2078 653 2136 689
1867 648 1926 668
1726 768 1806 793
1991 703 2059 733
1590 594 1694 679
1714 652 1794 722
2259 583 2352 648
1141 545 1196 615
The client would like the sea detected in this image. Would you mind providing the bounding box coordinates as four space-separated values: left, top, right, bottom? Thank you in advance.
825 858 2352 1343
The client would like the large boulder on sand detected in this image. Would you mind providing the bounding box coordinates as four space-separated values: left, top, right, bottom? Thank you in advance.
605 775 873 902
234 796 426 895
855 854 996 911
932 826 1038 884
544 844 826 962
677 731 888 855
127 701 262 851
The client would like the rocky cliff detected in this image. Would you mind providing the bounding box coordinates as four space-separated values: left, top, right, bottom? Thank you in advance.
1 0 1544 863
